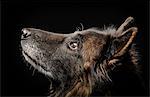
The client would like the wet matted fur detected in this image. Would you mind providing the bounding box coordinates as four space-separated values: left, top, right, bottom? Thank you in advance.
21 17 143 97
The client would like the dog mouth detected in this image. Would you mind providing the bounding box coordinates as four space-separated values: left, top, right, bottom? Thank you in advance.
22 51 54 78
22 50 62 95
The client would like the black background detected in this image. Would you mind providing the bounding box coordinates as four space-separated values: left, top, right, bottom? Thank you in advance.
1 0 149 96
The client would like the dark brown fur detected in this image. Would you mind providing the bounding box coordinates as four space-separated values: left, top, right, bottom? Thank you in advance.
21 17 142 97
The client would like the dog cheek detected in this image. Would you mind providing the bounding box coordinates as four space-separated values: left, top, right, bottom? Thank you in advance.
81 37 105 70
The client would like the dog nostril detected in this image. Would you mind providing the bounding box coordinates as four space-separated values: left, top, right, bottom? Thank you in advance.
22 28 31 38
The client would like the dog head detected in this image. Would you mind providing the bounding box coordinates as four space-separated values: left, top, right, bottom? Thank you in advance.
21 17 138 96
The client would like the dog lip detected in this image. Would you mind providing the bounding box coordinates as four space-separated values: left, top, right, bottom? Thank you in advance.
22 51 38 65
22 51 54 78
21 37 28 41
22 51 46 70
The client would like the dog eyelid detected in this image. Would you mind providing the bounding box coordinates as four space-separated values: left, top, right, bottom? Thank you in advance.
68 41 78 50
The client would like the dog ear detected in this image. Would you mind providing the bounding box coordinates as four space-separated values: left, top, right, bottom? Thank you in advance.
106 17 138 69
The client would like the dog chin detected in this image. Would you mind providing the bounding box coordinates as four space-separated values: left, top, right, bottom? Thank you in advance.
22 51 54 79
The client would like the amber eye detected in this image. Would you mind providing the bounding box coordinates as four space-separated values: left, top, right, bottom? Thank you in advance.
68 41 78 50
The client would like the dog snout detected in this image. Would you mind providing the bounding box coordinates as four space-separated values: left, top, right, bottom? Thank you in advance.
21 28 31 39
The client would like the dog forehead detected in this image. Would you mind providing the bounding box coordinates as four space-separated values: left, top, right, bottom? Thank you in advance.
74 30 108 41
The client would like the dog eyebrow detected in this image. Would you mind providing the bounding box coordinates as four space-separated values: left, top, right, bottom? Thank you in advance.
75 26 116 37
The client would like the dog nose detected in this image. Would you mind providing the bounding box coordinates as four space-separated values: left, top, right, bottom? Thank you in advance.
21 28 31 39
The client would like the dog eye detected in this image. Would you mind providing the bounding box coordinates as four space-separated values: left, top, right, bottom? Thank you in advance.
68 41 78 50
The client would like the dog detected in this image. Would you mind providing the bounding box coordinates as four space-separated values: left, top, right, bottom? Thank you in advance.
21 17 143 97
